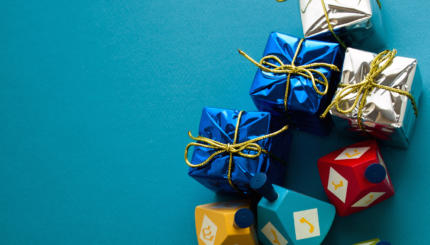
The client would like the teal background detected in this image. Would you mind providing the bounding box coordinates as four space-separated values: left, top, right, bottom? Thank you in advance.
1 0 428 244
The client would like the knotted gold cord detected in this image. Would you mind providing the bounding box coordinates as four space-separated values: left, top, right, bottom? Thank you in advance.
319 0 347 49
276 0 382 48
239 39 339 112
185 111 289 191
320 49 418 130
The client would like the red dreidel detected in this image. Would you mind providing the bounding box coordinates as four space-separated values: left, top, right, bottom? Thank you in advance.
318 140 394 216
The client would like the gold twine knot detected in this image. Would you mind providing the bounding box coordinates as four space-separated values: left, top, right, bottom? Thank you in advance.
321 49 418 130
185 131 268 168
185 111 289 191
239 39 339 112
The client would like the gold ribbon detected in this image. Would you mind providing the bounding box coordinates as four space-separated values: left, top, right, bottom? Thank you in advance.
319 0 347 49
185 111 289 191
321 49 418 130
239 39 339 112
276 0 383 48
376 0 382 8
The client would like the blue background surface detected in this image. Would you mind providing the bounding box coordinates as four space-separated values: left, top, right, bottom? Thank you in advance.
1 0 428 244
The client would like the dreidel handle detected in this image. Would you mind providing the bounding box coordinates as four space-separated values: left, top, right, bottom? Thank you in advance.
250 173 278 202
365 163 387 183
234 208 254 228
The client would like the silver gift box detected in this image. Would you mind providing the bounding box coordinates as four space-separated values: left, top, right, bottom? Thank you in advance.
329 48 422 148
300 0 384 48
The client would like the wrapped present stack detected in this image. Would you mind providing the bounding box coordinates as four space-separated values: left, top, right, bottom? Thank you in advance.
184 0 420 244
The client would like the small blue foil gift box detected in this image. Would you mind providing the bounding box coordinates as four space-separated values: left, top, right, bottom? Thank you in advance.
185 107 291 194
241 32 343 136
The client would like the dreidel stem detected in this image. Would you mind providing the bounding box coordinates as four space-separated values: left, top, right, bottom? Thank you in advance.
234 208 254 229
365 163 387 183
250 173 278 202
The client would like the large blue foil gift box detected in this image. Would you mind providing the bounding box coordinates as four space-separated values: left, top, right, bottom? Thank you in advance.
248 32 343 136
186 107 292 194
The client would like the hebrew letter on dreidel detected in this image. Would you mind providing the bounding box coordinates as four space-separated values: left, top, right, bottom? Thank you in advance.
332 180 343 190
202 226 214 241
270 228 281 245
335 146 370 160
345 149 360 158
299 217 315 233
364 194 374 205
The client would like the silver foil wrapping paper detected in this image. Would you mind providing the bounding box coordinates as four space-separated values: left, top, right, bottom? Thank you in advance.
329 48 422 148
300 0 384 47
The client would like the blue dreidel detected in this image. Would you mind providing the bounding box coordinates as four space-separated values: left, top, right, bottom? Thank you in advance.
251 173 336 245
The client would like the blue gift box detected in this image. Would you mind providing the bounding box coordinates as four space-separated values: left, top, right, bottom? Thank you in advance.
186 107 291 194
248 32 343 136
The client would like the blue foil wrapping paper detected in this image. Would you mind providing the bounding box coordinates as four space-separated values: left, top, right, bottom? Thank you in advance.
249 32 343 136
188 107 291 194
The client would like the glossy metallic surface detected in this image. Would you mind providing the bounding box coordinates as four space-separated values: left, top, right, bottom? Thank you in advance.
330 48 421 147
249 32 342 135
300 0 373 38
188 107 290 194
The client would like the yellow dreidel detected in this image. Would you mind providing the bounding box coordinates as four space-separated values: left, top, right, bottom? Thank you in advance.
354 238 390 245
195 202 258 245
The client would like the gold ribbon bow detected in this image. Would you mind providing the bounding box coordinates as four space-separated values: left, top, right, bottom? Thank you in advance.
239 38 339 112
185 111 289 191
277 0 382 49
321 49 418 130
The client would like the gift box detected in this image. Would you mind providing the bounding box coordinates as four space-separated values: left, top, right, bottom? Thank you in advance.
185 107 292 194
323 48 422 148
299 0 384 49
241 32 343 136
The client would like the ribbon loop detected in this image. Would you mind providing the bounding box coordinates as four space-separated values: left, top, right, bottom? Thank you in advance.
321 49 418 131
239 39 339 112
185 125 289 167
185 110 289 191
